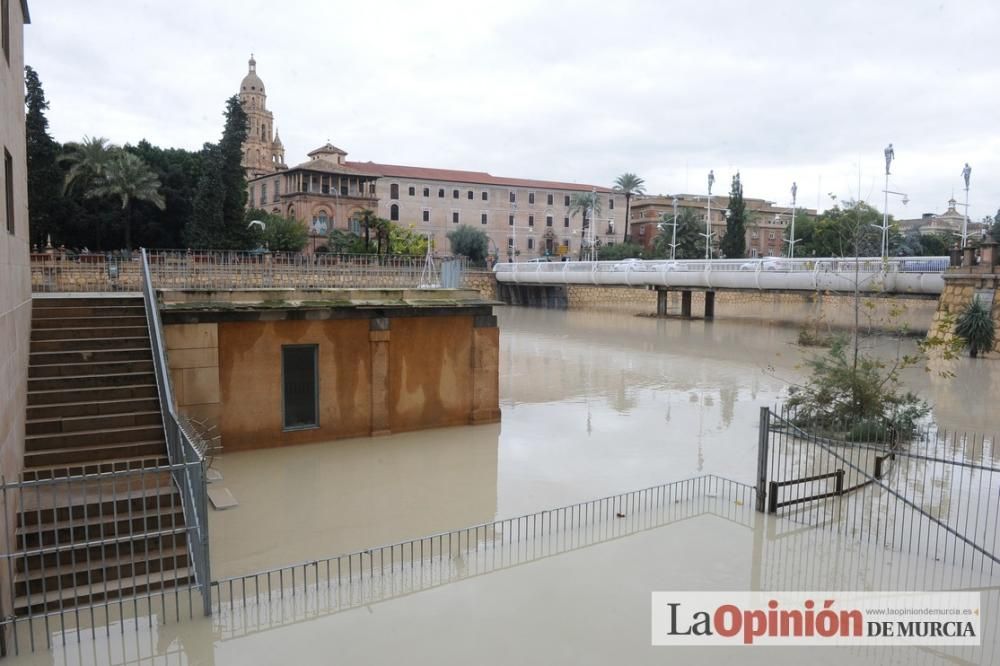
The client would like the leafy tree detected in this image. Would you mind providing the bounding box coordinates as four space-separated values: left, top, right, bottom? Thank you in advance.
446 224 489 262
245 208 307 252
597 242 643 260
186 96 252 249
955 299 995 358
991 211 1000 243
327 229 367 254
388 223 429 256
804 202 886 257
720 172 747 258
126 140 201 249
24 66 65 248
613 173 645 243
86 151 165 252
649 209 702 259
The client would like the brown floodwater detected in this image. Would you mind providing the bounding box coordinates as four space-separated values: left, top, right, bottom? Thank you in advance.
7 303 999 665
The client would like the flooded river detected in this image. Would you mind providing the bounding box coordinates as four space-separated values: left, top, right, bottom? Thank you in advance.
208 303 998 578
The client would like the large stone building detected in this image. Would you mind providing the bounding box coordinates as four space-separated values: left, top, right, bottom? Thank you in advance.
238 55 285 178
240 57 623 258
628 194 816 258
0 0 30 485
897 197 987 240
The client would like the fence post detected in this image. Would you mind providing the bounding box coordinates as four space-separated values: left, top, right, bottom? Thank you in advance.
767 481 778 514
755 406 770 513
835 469 845 495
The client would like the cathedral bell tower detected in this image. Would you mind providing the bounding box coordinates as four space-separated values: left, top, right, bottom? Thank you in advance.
238 55 286 178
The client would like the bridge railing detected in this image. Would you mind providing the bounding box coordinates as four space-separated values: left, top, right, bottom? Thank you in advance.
493 257 948 294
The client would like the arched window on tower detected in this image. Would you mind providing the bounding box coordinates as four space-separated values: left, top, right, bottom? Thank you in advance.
390 204 399 221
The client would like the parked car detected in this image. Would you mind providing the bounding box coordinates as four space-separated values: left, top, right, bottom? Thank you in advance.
526 257 551 263
611 258 644 271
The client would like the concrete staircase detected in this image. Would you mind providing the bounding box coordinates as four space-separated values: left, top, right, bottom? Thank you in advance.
14 295 189 614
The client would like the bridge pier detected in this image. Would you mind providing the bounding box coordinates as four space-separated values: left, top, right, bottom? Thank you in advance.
680 290 692 318
704 290 715 320
656 288 669 316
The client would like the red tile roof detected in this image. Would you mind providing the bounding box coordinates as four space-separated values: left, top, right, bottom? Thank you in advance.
343 161 614 193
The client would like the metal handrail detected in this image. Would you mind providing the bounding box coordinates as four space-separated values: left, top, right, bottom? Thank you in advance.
140 248 213 616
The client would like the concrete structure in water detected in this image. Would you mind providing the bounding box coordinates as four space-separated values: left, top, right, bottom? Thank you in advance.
160 288 501 451
928 242 1000 356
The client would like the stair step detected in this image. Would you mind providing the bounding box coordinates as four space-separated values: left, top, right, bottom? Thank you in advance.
32 306 146 320
16 474 177 527
29 348 152 366
31 336 150 353
27 410 162 436
17 501 182 549
27 424 166 452
14 566 191 615
16 528 188 573
32 326 149 342
29 372 156 392
28 384 159 407
29 359 154 379
25 442 167 468
27 397 161 421
32 316 147 329
21 455 170 481
14 545 189 598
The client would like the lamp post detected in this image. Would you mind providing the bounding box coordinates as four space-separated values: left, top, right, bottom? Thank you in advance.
589 188 597 261
670 195 679 260
787 182 799 259
879 143 895 259
702 171 715 260
961 163 971 247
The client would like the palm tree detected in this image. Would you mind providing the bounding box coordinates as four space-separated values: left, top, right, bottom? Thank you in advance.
356 208 379 252
568 192 603 260
61 136 115 193
613 173 645 243
86 152 165 252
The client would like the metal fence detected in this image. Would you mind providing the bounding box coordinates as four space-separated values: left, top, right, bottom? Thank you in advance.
756 405 1000 575
30 250 470 293
140 249 212 618
211 475 754 620
0 460 206 655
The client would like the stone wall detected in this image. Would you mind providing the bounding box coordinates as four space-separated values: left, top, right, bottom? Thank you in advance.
928 272 1000 356
462 270 497 300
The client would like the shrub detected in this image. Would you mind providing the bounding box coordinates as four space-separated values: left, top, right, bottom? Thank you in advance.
954 298 995 358
446 225 489 262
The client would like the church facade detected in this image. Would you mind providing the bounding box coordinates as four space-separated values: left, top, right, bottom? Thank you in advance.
239 57 623 257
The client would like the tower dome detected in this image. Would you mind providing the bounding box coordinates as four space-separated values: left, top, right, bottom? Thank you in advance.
240 54 265 93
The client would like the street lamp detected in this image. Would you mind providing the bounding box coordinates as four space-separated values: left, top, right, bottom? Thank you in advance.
702 171 715 260
656 195 680 261
961 163 972 247
878 143 895 259
787 182 800 259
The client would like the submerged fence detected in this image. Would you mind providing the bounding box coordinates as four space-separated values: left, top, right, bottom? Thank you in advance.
756 405 1000 575
31 251 468 292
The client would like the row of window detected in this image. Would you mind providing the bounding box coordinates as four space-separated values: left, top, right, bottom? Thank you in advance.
506 237 572 251
388 183 614 210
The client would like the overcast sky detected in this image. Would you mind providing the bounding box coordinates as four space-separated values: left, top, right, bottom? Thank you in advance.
25 0 1000 220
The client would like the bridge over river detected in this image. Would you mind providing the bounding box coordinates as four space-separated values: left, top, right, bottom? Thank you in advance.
494 256 948 317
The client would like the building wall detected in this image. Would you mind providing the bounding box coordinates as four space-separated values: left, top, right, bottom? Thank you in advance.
0 0 29 484
374 178 624 260
164 311 500 453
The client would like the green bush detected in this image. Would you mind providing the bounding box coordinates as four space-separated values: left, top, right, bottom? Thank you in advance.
954 298 995 358
446 225 489 262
